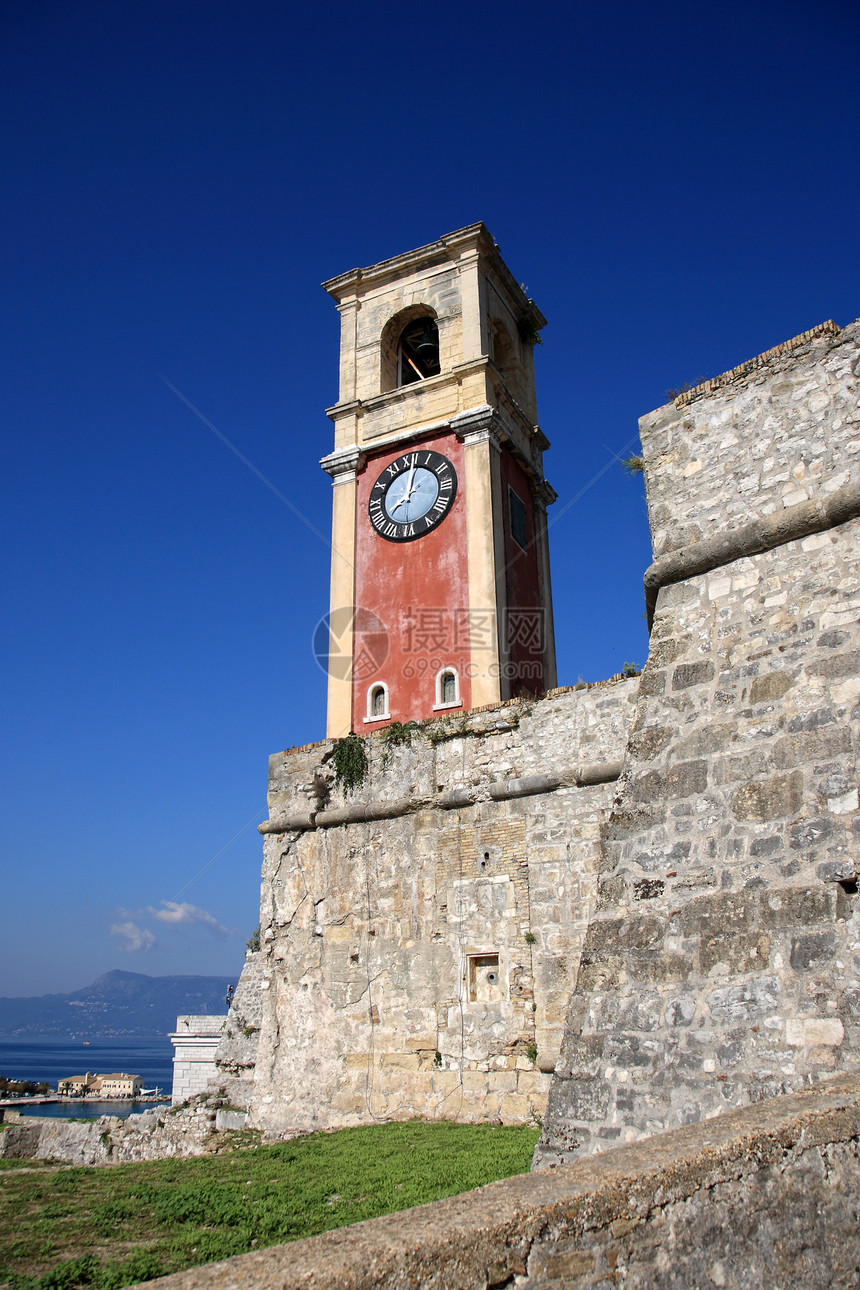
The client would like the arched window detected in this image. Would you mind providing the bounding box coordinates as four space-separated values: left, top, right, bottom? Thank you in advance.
380 308 441 392
490 319 517 373
434 668 461 711
397 316 440 386
364 682 390 724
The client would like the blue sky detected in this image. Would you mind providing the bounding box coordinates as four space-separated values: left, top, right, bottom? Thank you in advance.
2 0 858 997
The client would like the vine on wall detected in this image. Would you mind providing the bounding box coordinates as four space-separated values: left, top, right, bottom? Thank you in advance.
332 732 369 794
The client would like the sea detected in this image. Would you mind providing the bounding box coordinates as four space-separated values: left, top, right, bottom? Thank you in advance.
0 1037 175 1118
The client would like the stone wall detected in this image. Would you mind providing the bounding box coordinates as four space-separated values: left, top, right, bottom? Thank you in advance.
0 1104 218 1165
136 1069 860 1290
243 684 638 1136
212 951 263 1114
536 319 860 1164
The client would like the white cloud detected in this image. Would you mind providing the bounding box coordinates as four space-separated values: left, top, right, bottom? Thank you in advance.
110 921 156 953
146 901 231 938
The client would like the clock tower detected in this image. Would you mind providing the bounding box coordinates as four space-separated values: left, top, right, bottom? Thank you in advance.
320 223 557 738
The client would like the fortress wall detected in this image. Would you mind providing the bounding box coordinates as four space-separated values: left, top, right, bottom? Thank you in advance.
536 321 860 1165
244 684 638 1136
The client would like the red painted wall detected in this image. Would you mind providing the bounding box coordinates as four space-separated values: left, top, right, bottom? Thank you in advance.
352 431 472 729
499 448 545 695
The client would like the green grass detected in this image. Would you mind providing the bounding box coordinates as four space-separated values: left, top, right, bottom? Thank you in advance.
0 1120 538 1288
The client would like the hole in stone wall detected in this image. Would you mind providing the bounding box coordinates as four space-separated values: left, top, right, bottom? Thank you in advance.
467 953 501 1003
839 879 858 894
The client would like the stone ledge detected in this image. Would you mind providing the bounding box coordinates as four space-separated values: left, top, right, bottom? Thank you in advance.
643 481 860 628
259 759 623 835
136 1068 860 1290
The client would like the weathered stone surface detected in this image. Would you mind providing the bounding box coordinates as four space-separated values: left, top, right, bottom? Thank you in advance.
537 321 860 1167
731 771 803 821
249 683 638 1135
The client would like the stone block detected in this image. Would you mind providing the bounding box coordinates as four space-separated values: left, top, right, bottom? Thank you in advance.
576 955 625 991
215 1108 247 1131
749 672 795 704
499 1093 532 1121
706 977 781 1022
676 723 737 758
699 932 770 974
772 726 850 769
629 951 693 984
592 915 663 953
713 750 769 786
630 760 708 803
785 1017 844 1046
516 1071 548 1094
732 772 803 822
809 650 860 679
559 1075 613 1120
379 1053 421 1070
344 1053 373 1068
678 891 756 938
789 931 836 970
672 661 716 690
637 666 667 697
628 726 673 761
759 887 834 929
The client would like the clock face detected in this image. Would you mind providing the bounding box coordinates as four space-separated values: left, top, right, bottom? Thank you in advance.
368 449 458 542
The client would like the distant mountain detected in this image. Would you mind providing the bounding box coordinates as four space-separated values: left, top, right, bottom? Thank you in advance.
0 970 237 1038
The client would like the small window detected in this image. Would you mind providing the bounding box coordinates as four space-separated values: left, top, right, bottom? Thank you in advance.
397 317 440 386
509 488 527 549
433 667 461 711
364 682 390 724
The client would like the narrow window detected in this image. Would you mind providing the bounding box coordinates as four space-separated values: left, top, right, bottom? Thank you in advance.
397 317 440 386
434 668 461 711
364 682 390 723
509 488 527 549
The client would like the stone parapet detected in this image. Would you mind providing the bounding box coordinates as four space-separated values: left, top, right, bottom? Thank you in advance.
639 319 859 559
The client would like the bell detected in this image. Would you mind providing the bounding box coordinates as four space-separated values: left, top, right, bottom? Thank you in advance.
415 327 437 362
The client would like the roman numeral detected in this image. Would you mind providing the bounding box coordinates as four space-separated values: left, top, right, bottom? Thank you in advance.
439 476 453 491
386 461 402 476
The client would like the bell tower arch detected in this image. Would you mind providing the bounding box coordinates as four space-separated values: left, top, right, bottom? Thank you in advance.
320 223 557 737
